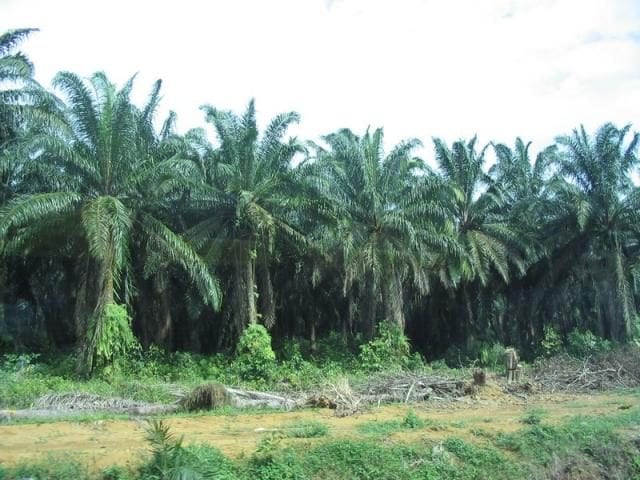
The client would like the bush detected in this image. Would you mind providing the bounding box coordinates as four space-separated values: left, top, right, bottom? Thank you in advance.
541 325 562 357
358 322 412 372
402 410 425 429
5 458 91 480
140 420 237 480
478 342 506 370
232 324 276 382
566 329 611 357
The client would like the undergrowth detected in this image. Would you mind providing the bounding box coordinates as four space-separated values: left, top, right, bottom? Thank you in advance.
2 407 640 480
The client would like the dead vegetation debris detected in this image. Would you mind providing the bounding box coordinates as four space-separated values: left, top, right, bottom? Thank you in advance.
534 349 640 393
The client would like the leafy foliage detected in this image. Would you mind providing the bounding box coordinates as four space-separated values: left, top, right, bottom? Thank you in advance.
358 322 413 372
86 303 139 373
232 324 277 382
140 420 236 480
1 27 640 378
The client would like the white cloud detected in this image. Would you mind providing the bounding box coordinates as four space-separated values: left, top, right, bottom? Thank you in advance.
1 0 639 160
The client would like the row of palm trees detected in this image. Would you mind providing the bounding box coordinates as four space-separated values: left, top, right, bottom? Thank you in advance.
1 29 639 370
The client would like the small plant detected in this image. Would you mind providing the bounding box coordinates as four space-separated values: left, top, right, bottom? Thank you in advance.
359 322 411 372
232 324 276 382
140 420 235 480
402 409 425 429
253 431 286 465
359 411 427 435
541 325 562 357
478 342 506 370
101 465 131 480
521 409 544 425
285 420 329 438
566 329 611 357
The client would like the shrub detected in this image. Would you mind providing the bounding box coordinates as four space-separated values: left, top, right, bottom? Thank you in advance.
541 325 562 357
478 342 506 370
5 458 91 480
566 329 611 357
232 324 276 382
359 322 411 372
140 420 236 480
402 410 425 429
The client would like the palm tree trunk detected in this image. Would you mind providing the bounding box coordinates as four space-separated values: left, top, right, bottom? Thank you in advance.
232 242 257 334
258 259 275 329
79 255 116 374
383 269 405 330
613 242 633 341
153 277 173 348
463 284 475 350
74 256 91 342
362 272 377 340
344 291 355 341
0 260 6 338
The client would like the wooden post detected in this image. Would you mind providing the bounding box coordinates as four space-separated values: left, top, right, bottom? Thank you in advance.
504 348 519 383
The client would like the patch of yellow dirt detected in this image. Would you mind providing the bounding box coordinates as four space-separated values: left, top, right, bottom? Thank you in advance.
0 391 637 472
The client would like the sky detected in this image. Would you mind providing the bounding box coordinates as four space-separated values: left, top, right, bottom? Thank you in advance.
1 0 640 160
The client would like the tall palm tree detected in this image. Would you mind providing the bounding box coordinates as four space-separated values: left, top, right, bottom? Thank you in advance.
307 128 453 338
432 137 527 346
0 71 220 372
186 100 304 340
547 123 640 340
1 28 35 145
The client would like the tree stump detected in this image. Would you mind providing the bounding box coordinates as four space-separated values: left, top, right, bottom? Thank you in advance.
505 348 519 383
473 368 487 386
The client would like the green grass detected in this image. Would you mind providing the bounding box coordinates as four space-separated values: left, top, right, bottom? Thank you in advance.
519 407 546 425
283 420 329 438
3 409 640 480
357 410 429 435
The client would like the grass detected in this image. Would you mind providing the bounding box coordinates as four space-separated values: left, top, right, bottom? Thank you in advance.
2 407 640 479
520 407 546 425
283 420 329 438
357 409 429 435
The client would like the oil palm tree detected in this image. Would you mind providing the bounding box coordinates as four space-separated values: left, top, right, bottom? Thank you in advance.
307 128 454 337
0 71 220 372
547 123 640 340
186 99 304 340
0 28 37 134
432 137 527 346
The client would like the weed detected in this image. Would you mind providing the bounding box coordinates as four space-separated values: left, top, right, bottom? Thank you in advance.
284 420 329 438
402 409 425 429
520 408 545 425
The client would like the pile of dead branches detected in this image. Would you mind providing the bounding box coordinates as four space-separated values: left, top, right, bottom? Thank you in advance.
534 349 640 393
356 372 467 404
305 377 362 416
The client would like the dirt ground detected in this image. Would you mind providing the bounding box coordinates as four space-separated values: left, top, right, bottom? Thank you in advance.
0 388 638 472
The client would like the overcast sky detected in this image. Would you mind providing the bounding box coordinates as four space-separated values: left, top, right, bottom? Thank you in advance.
2 0 639 159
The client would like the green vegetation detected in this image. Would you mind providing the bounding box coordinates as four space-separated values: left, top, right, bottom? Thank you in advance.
283 420 329 438
2 408 639 479
357 410 428 435
1 28 640 373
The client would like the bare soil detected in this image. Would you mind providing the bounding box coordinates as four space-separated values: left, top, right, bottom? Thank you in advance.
0 387 637 472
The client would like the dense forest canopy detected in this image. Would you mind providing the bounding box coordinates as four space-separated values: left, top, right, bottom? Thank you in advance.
1 29 639 372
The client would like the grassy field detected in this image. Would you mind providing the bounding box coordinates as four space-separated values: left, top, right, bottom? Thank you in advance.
1 388 639 479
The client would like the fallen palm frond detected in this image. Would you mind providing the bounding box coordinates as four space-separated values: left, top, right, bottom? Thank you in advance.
180 383 230 411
